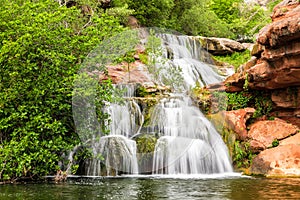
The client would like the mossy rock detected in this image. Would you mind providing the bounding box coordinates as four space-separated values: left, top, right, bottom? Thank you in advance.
135 134 158 174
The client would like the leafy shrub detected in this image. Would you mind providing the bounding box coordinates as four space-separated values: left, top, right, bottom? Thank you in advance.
252 91 273 118
227 92 252 110
0 0 124 181
213 50 251 72
272 139 279 147
233 141 253 168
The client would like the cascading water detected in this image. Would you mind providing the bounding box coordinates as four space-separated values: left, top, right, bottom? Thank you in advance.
76 29 233 176
149 34 233 174
150 96 232 174
156 33 224 89
82 84 142 176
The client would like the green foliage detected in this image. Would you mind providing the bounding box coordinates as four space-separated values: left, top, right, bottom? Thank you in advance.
213 50 251 72
210 90 273 117
233 141 253 168
136 135 157 153
109 0 280 39
210 91 252 112
272 139 279 147
182 8 232 37
209 0 275 39
126 0 175 27
145 30 165 76
243 73 249 91
227 92 252 110
252 91 273 118
136 86 149 97
158 0 233 37
105 4 135 24
0 0 125 181
210 0 242 25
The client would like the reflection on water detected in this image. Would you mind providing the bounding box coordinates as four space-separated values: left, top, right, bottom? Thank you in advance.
228 178 300 200
1 176 300 200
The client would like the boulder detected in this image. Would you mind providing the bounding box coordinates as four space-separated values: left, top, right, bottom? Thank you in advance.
280 133 300 146
271 110 300 128
251 144 300 177
224 108 256 140
249 118 300 176
271 0 300 22
213 1 300 176
198 36 246 55
249 140 266 154
248 118 298 148
100 61 153 84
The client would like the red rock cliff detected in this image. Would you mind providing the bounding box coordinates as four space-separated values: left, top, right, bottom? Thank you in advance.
211 0 300 177
223 0 300 125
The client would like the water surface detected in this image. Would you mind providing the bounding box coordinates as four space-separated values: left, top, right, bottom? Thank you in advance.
1 175 300 200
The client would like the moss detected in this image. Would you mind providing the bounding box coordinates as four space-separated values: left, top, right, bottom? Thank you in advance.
135 134 158 174
208 112 236 159
136 86 149 97
136 134 157 154
135 97 159 127
191 86 212 113
209 112 255 171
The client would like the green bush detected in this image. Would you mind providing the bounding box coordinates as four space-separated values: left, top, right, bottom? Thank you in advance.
213 50 251 72
227 92 252 110
0 0 124 181
252 91 273 118
233 141 253 168
272 139 279 147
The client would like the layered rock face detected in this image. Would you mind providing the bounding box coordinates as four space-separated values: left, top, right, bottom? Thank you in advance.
223 0 300 122
216 0 300 177
225 0 300 89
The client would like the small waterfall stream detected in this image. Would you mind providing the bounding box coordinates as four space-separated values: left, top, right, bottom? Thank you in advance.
79 30 233 176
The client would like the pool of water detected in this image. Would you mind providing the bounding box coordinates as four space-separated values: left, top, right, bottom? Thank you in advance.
1 174 300 200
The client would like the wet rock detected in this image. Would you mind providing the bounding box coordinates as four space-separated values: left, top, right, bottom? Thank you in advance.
139 82 170 94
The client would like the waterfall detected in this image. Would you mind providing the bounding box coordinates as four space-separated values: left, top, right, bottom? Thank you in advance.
155 33 224 90
76 29 233 176
148 33 232 174
84 135 138 176
83 85 143 176
150 96 232 174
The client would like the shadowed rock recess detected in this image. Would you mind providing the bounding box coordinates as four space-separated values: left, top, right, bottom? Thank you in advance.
210 0 300 177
